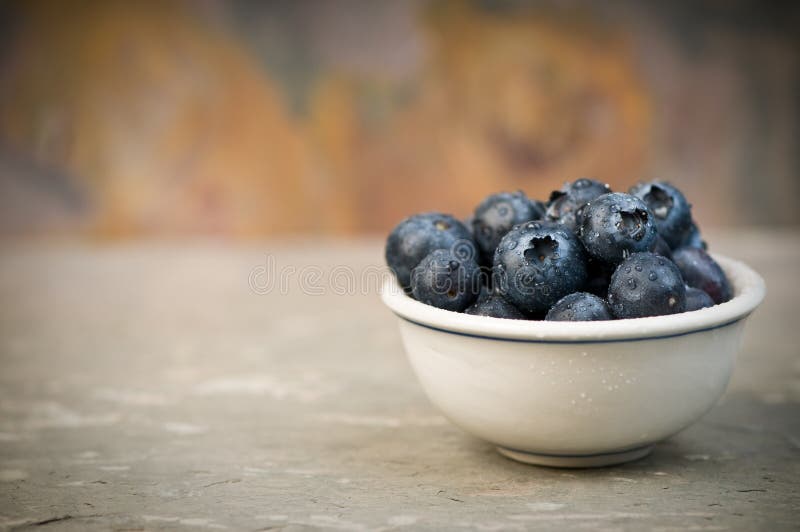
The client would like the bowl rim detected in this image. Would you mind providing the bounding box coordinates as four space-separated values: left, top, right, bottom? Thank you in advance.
381 253 765 343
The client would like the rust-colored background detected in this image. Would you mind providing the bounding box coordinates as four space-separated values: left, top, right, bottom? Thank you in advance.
0 0 797 238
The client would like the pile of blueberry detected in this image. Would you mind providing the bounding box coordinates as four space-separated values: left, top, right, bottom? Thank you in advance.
385 179 732 321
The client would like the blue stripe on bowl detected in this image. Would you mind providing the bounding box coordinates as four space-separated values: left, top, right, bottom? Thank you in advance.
394 314 746 344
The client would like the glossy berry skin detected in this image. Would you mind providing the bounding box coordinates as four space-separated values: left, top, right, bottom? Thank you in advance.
607 252 687 319
545 292 612 321
386 212 476 290
671 247 732 304
411 249 481 312
546 178 611 231
493 221 588 316
685 286 715 311
472 191 544 263
465 294 526 320
629 181 692 249
578 193 657 265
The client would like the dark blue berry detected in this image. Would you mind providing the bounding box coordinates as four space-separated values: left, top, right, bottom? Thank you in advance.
650 233 673 259
671 247 731 304
474 278 494 302
386 213 476 290
529 198 547 219
629 181 692 249
411 249 481 312
546 178 611 231
545 292 612 321
493 221 588 315
465 294 526 320
584 257 615 297
685 286 715 311
578 193 657 265
462 215 475 237
607 252 687 319
472 191 544 263
566 178 613 202
676 221 707 251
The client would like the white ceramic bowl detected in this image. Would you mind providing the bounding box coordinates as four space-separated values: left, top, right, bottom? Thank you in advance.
382 254 765 467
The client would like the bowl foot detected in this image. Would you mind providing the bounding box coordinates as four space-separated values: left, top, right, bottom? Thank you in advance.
496 444 654 468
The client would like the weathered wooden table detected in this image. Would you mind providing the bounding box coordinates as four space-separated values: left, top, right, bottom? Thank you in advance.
1 232 798 531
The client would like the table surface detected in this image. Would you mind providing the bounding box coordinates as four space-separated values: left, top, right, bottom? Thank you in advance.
0 231 798 531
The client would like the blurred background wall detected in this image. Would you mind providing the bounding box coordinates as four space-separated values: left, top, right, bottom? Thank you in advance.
0 0 797 239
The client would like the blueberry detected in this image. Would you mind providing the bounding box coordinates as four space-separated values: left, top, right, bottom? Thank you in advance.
474 275 492 303
650 234 673 260
410 249 481 312
386 212 476 290
607 252 687 319
676 221 707 251
472 191 544 263
578 193 657 265
545 292 612 321
462 214 475 237
584 257 615 297
494 221 588 316
629 181 692 249
465 294 526 320
671 247 732 304
685 286 715 311
529 198 547 219
546 178 612 231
